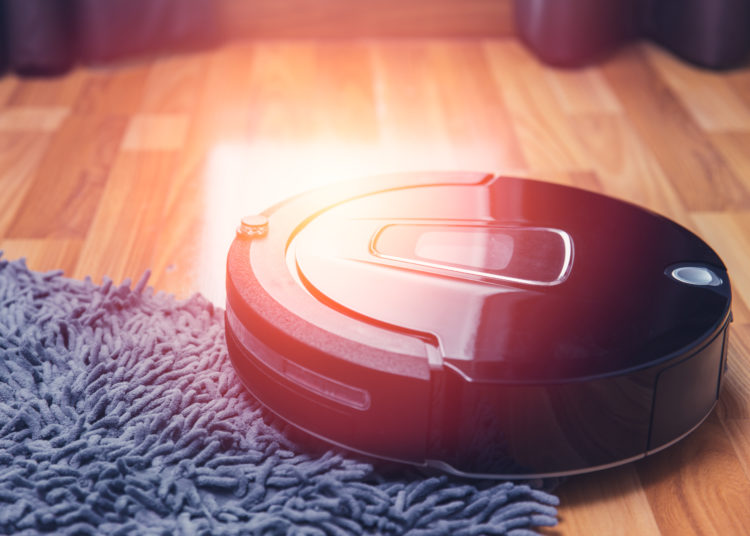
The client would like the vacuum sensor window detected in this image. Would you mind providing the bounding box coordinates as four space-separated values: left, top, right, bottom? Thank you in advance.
374 224 573 286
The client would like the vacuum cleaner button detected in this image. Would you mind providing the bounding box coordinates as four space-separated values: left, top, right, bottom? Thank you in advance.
671 266 721 287
236 214 269 238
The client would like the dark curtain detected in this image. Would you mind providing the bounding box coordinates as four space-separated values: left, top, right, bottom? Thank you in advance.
515 0 750 69
2 0 219 76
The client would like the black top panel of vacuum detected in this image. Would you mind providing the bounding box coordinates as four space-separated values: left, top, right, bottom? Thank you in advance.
225 172 732 478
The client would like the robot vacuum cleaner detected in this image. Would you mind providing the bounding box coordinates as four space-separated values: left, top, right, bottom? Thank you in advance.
225 172 732 478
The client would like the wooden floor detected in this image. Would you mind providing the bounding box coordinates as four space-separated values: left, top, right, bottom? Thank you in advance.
0 38 749 534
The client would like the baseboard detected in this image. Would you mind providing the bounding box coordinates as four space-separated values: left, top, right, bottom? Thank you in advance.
219 0 515 39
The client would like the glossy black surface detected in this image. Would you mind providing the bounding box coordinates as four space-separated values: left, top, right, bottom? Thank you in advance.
293 177 730 381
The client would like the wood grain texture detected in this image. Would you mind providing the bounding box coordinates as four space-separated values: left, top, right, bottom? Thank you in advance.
727 70 750 111
371 42 458 169
72 152 178 283
122 114 190 151
0 38 749 535
547 465 660 536
722 326 750 419
0 107 69 132
601 46 750 211
544 68 622 116
645 45 750 131
219 0 514 39
0 76 19 107
692 212 750 324
310 42 380 145
565 114 690 224
719 326 750 486
426 41 526 171
710 132 750 194
73 63 151 115
484 41 587 172
724 417 750 483
0 134 51 236
636 416 750 535
0 239 82 276
5 115 128 239
139 53 211 115
7 69 88 107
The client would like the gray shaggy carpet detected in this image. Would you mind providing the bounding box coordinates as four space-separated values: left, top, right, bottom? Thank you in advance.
0 255 559 535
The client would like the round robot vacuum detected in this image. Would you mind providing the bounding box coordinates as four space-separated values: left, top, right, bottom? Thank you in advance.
225 172 732 478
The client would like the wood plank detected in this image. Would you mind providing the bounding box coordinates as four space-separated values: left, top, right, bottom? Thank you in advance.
371 41 457 169
5 115 128 239
200 43 259 116
0 239 82 276
8 68 88 107
723 418 750 484
310 42 379 145
544 67 622 115
138 65 210 299
139 52 210 114
644 44 750 131
710 132 750 193
158 47 247 303
484 41 586 172
219 0 514 39
73 63 151 115
147 162 205 300
0 133 52 236
244 41 319 142
692 212 750 324
210 41 357 200
135 113 207 300
566 113 691 225
718 325 750 420
551 465 660 536
73 152 177 285
601 45 750 211
727 70 750 111
426 41 526 171
0 107 69 132
184 43 258 154
636 416 750 535
726 293 750 327
0 76 20 107
122 114 190 151
716 326 750 484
